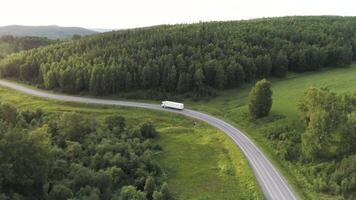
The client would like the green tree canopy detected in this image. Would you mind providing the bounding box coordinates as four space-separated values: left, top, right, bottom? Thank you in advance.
248 79 273 119
117 186 146 200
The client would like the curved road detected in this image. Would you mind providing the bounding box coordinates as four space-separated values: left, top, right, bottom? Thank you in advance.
0 79 298 200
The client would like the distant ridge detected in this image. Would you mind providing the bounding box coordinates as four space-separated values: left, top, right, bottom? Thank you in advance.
0 25 97 39
88 28 114 33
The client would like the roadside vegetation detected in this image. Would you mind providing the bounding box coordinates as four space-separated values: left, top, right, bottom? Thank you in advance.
0 86 263 200
1 16 356 99
0 103 172 200
187 64 356 200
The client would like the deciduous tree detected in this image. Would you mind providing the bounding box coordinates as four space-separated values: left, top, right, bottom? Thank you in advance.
248 79 273 119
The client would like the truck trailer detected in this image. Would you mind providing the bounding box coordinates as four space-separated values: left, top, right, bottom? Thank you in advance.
161 101 184 110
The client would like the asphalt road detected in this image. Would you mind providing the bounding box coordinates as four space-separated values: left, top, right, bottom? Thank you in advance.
0 79 298 200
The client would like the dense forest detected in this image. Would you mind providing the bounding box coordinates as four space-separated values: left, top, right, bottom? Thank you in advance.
0 102 173 200
0 16 355 98
0 35 54 59
262 88 356 199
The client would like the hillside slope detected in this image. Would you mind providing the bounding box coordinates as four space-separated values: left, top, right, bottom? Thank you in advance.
0 25 97 39
187 64 356 200
0 16 355 98
0 35 54 59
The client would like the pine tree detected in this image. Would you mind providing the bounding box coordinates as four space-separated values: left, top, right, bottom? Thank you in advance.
75 69 85 92
125 72 132 91
226 62 245 88
160 183 173 200
214 66 226 89
102 67 113 94
44 70 58 89
235 63 245 87
193 67 204 89
142 65 151 89
59 68 76 94
144 176 156 200
89 65 103 95
118 186 146 200
255 55 272 79
165 65 177 91
152 191 163 200
239 56 256 82
272 51 288 77
203 59 217 86
176 73 191 93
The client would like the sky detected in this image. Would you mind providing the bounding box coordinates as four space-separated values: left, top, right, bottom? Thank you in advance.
0 0 355 29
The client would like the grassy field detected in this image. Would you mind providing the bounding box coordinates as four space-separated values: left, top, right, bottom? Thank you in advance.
187 64 356 119
0 86 263 200
185 64 356 199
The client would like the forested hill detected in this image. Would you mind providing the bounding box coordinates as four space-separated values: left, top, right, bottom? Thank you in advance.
1 16 356 97
0 25 97 39
0 35 54 59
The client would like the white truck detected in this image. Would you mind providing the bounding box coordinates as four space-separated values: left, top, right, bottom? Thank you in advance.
161 101 184 110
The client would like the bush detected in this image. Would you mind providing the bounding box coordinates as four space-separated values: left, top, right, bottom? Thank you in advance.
249 79 273 119
140 122 158 139
0 103 17 124
117 186 146 200
48 184 73 200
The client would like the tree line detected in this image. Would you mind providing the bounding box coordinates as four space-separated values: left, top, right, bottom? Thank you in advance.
0 35 54 59
0 102 173 200
0 16 356 97
260 88 356 199
299 89 356 199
